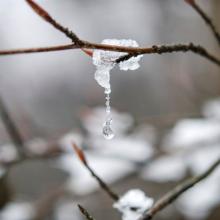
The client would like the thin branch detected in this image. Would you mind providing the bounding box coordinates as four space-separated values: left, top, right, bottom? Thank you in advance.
0 96 25 157
78 204 96 220
72 143 119 201
140 157 220 220
185 0 220 46
0 44 76 56
1 42 220 67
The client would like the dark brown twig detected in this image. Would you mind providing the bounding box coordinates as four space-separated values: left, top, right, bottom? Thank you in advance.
78 204 96 220
0 96 25 157
1 42 220 67
140 157 220 220
0 0 218 67
185 0 220 46
72 143 119 201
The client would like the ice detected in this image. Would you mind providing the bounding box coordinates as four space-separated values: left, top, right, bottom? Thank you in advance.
0 202 35 220
92 39 143 138
93 38 143 90
113 189 154 220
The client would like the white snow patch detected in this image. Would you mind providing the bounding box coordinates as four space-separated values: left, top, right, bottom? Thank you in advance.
163 119 220 151
113 189 154 220
0 202 35 220
140 155 186 182
177 176 220 219
92 136 154 163
57 153 135 195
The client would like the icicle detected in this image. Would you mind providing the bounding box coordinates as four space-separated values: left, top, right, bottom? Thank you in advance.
102 88 114 139
92 39 143 139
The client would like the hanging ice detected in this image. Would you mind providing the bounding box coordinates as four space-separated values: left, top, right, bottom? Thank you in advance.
92 39 143 139
113 189 154 220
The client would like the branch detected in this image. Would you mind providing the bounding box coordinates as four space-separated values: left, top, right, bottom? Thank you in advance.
1 42 220 67
185 0 220 46
0 0 219 67
78 204 97 220
140 157 220 220
0 96 25 157
72 143 119 201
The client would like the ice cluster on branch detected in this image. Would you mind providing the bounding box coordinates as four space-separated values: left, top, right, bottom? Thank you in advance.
113 189 154 220
92 39 143 139
93 39 143 92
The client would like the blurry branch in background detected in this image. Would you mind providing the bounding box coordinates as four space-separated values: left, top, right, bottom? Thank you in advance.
73 143 119 201
0 96 25 158
0 0 220 67
185 0 220 46
78 204 96 220
140 157 220 220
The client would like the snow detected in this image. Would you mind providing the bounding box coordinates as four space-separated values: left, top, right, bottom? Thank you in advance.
113 189 154 220
0 202 35 220
91 136 153 163
0 144 18 163
177 176 220 219
140 155 186 182
57 153 136 195
93 39 143 91
163 119 220 151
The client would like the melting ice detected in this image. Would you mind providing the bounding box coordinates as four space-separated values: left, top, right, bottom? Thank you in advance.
92 39 143 139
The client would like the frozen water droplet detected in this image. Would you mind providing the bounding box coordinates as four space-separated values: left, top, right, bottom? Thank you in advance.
103 118 115 140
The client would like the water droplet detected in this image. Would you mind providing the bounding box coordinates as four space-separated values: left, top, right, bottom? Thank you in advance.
103 118 115 140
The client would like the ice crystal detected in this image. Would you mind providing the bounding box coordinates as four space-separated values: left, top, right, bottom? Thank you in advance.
113 189 154 220
92 39 143 139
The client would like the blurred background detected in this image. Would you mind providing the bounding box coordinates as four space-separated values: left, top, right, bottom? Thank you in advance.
0 0 220 219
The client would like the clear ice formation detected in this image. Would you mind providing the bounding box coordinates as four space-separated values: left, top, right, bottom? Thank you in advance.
113 189 154 220
92 39 143 139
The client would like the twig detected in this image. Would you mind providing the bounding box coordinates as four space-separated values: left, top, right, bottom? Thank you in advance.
1 42 220 67
0 44 76 55
0 0 219 67
0 96 25 157
185 0 220 46
140 157 220 220
72 143 119 201
78 204 96 220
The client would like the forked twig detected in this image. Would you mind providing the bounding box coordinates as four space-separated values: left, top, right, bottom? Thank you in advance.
140 157 220 220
